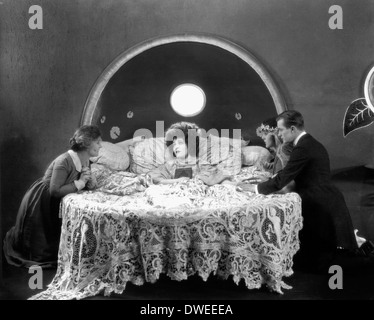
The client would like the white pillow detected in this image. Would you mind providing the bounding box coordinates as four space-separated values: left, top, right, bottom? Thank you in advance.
115 137 144 152
241 146 272 167
91 141 130 171
129 137 172 174
199 136 242 176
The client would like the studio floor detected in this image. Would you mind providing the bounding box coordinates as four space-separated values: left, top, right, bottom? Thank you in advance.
0 261 373 300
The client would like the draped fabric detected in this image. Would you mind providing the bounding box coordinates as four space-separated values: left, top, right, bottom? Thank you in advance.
30 167 302 300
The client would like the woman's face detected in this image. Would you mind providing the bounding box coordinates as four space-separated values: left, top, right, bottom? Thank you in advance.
87 137 103 157
173 138 188 159
264 133 275 149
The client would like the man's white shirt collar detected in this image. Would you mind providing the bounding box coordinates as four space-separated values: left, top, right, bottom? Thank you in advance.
68 150 82 172
294 131 307 146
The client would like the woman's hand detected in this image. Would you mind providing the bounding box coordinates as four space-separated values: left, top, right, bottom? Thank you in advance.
80 167 92 184
221 180 237 186
158 177 190 185
197 173 232 186
81 167 98 189
81 166 91 175
239 175 268 184
175 177 190 183
263 161 274 170
236 182 257 193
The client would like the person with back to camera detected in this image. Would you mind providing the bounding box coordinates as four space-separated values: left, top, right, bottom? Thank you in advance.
3 125 102 268
237 110 374 272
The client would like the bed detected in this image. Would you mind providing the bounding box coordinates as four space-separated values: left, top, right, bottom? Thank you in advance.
30 137 303 300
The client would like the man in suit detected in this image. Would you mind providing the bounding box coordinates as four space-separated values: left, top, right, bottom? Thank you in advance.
239 110 373 272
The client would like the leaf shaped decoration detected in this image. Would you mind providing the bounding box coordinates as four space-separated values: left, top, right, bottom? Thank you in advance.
343 98 374 137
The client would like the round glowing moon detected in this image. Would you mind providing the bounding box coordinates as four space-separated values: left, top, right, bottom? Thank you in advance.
170 83 206 117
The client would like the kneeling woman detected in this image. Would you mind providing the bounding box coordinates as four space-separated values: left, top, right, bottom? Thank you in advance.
149 122 232 186
3 125 102 268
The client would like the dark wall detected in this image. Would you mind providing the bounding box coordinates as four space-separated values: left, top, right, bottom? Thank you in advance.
1 0 374 236
95 42 277 142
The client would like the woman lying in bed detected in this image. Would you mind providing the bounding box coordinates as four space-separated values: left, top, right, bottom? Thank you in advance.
149 122 234 186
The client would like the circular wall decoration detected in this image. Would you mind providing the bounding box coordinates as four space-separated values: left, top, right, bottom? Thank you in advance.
170 83 206 117
364 65 374 113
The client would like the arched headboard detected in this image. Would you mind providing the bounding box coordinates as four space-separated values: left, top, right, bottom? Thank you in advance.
81 33 287 143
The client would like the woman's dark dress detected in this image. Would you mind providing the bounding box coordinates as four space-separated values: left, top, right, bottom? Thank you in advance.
3 152 81 268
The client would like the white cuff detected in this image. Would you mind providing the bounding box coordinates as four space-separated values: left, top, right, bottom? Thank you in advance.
74 180 86 191
254 185 259 194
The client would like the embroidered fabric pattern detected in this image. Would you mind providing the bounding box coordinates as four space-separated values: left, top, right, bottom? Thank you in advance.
30 167 302 300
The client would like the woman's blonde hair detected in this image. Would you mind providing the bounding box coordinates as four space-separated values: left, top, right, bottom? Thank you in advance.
267 132 282 149
256 116 279 139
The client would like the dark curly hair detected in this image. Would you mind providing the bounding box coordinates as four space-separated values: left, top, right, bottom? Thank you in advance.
165 121 200 157
69 125 102 152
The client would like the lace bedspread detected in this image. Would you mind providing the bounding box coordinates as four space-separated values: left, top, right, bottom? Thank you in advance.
30 167 302 300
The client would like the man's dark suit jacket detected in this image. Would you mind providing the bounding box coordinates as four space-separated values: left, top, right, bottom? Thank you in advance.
258 133 358 257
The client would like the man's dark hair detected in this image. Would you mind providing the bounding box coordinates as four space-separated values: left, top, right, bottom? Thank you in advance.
276 110 305 130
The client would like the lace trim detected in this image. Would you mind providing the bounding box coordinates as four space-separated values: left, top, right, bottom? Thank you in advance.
29 167 302 300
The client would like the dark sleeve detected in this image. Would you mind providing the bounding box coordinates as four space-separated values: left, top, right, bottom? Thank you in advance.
49 157 78 198
258 144 309 195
